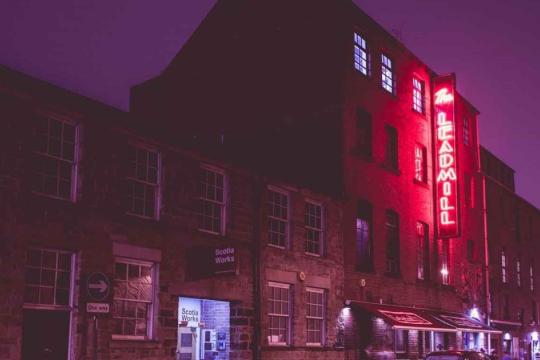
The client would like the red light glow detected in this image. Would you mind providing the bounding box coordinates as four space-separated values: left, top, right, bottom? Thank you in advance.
434 76 460 238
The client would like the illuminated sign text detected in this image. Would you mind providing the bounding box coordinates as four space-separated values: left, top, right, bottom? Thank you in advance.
434 75 460 238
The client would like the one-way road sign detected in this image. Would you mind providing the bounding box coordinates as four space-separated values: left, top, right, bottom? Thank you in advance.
86 272 110 301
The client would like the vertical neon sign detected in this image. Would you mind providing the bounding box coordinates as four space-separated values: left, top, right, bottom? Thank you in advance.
434 75 460 238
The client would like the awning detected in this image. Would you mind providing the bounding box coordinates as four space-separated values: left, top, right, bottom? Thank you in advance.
490 319 522 332
348 301 502 334
431 311 501 334
349 301 456 332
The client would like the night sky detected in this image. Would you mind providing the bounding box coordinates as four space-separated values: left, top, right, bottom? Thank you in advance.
1 0 539 208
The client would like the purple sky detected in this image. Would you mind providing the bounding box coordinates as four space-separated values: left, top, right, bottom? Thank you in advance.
2 0 539 208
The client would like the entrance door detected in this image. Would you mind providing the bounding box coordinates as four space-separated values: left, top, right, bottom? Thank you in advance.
22 309 70 360
177 327 199 360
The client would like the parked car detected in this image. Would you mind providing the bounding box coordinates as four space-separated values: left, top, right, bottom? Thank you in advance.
425 350 493 360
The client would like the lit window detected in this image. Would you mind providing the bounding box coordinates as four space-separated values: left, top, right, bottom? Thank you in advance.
113 259 155 338
268 189 289 248
127 146 160 219
517 259 522 287
441 240 450 285
356 108 372 157
467 240 474 262
414 144 427 183
353 33 369 75
199 166 225 234
24 248 73 306
305 202 323 256
33 117 77 200
268 282 291 345
530 263 535 292
413 78 425 113
385 210 400 276
356 200 373 272
306 288 325 345
416 222 429 280
463 117 470 146
381 54 394 94
385 125 398 170
501 250 507 283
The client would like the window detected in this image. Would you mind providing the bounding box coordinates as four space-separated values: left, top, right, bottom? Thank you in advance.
24 248 73 307
356 108 372 157
417 222 430 280
503 295 510 320
463 117 470 146
305 202 323 256
517 259 522 287
353 33 369 76
385 125 398 170
533 301 538 323
33 116 77 200
113 259 155 339
418 331 432 356
501 250 507 283
268 189 289 248
381 54 394 94
516 208 521 242
530 263 535 292
306 288 325 345
395 330 408 355
199 166 225 234
464 173 475 208
268 282 291 345
127 145 160 219
441 240 450 285
413 78 425 114
385 210 400 276
414 144 427 183
467 240 475 262
356 200 373 272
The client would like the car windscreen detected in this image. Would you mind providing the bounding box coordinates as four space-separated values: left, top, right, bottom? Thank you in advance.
426 355 463 360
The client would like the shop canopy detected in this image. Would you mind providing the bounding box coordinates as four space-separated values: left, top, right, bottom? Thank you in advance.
349 301 456 332
430 312 501 334
349 301 501 334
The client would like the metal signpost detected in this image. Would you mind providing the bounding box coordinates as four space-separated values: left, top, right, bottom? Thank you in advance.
85 272 111 360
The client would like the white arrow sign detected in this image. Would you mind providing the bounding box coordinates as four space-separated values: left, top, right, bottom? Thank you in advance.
89 280 108 293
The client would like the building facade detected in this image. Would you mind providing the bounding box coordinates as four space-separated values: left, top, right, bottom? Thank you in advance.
0 65 344 360
481 147 540 360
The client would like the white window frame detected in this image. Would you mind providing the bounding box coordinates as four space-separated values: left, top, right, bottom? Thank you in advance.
267 186 290 249
501 250 507 284
414 144 427 183
305 200 324 256
306 287 325 346
126 143 161 220
463 117 470 146
381 53 394 94
413 77 425 114
198 164 226 235
32 115 79 202
517 259 522 287
530 263 535 292
353 32 370 76
23 248 76 310
112 257 158 341
267 282 291 346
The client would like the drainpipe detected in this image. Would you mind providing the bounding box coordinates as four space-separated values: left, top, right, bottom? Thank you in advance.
252 179 263 360
482 173 491 352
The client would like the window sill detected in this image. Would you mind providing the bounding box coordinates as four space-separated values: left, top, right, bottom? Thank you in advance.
349 149 373 162
413 179 429 188
126 212 158 222
304 252 323 258
111 335 157 342
380 164 400 176
268 243 287 250
32 190 75 203
198 228 224 236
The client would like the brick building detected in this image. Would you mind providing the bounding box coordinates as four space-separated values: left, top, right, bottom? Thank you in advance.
0 64 344 360
132 0 496 359
481 147 540 360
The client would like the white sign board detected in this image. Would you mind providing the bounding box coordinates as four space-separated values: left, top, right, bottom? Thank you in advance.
87 302 110 313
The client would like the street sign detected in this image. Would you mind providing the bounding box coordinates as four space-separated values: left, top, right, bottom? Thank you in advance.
86 302 110 314
86 272 110 301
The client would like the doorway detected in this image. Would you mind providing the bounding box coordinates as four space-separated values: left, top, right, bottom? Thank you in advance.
22 309 70 360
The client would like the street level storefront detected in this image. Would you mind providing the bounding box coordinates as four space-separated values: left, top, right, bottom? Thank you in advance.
490 319 540 360
343 301 500 360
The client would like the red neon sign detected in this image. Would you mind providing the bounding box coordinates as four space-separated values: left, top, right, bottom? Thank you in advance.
434 75 460 238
